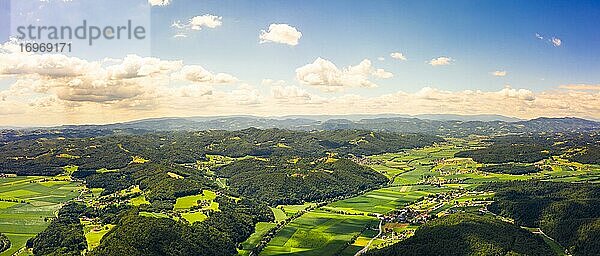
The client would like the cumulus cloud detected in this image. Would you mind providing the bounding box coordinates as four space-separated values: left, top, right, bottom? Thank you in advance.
377 57 385 61
0 39 238 111
497 86 535 101
491 70 507 77
0 53 98 77
230 84 261 105
429 56 453 66
271 85 311 103
295 58 393 92
171 14 222 37
148 0 170 6
106 54 182 79
390 52 407 61
188 15 222 30
259 24 302 46
172 65 237 84
559 84 600 91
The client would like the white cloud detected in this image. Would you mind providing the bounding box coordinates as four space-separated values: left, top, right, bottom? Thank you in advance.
390 52 407 61
535 33 563 47
372 69 393 79
0 41 237 107
259 24 302 46
497 86 535 101
429 56 453 66
148 0 170 6
271 85 311 102
105 54 182 79
230 84 261 105
491 70 507 77
295 58 393 92
172 65 238 84
377 57 385 61
189 15 222 30
535 33 544 40
551 37 562 47
171 14 222 36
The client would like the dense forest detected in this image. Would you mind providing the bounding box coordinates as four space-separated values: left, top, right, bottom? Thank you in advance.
90 197 273 256
482 181 600 256
0 129 442 176
366 213 555 256
456 131 600 164
27 203 88 256
216 157 388 205
27 194 273 256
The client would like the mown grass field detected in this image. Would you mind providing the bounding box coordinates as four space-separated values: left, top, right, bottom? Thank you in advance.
261 210 377 256
173 190 217 210
83 223 115 251
239 222 277 254
0 176 82 256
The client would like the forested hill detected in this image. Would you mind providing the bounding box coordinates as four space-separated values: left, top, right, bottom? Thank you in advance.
366 213 555 256
0 129 442 176
2 116 598 142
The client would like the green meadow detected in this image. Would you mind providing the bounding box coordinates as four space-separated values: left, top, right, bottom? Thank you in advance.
173 190 218 210
327 185 447 214
261 210 377 256
0 176 83 256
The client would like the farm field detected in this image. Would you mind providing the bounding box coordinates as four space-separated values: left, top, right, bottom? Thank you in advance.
261 210 377 256
326 185 449 214
0 176 83 256
239 222 277 255
366 141 600 188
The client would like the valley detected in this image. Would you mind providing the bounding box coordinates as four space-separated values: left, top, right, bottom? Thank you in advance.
0 117 598 256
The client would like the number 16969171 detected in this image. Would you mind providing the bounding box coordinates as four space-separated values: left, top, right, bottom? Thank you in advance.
20 42 72 53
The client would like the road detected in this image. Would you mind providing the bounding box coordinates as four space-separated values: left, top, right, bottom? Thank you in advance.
355 219 383 256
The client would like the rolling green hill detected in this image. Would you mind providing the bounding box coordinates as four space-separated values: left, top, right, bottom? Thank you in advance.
366 213 555 256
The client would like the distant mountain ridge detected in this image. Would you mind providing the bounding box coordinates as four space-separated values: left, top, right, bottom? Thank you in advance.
0 115 598 142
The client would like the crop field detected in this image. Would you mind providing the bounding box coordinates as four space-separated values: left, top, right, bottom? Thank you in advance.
327 185 448 214
261 210 377 256
0 176 83 256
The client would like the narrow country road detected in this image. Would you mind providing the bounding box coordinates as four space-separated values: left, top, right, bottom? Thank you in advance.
355 219 383 256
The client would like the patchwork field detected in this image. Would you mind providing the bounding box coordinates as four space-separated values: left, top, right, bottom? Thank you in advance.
0 176 83 256
261 210 377 256
327 185 448 214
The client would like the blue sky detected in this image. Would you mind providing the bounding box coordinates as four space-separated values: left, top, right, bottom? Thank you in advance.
147 0 600 94
0 0 599 125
